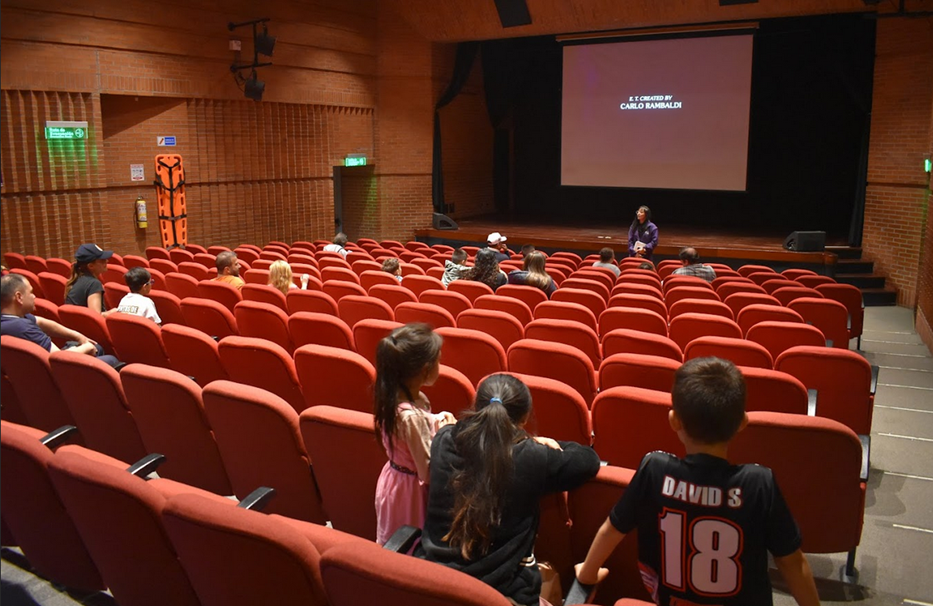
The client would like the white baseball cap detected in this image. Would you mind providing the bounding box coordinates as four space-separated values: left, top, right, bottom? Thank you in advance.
487 232 507 245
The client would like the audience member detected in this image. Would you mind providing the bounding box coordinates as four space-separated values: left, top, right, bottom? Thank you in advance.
467 249 507 292
672 247 716 282
592 247 621 277
2 274 120 366
638 262 655 271
507 251 557 297
268 260 308 295
116 267 161 325
382 258 403 283
627 206 659 260
374 323 455 546
521 244 536 258
442 248 470 287
423 374 600 606
323 233 351 258
213 251 245 290
486 232 512 262
574 357 820 606
64 243 114 315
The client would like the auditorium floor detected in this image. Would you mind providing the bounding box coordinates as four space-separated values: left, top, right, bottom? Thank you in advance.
2 307 932 606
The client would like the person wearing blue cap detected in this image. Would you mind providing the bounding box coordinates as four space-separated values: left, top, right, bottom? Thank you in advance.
64 243 114 316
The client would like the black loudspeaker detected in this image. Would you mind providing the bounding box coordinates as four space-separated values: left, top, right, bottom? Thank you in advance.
432 213 459 231
783 231 826 252
493 0 532 28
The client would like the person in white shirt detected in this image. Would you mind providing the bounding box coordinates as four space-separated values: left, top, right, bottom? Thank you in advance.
322 233 350 257
117 267 162 325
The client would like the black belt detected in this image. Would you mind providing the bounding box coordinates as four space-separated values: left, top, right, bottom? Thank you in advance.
390 461 417 476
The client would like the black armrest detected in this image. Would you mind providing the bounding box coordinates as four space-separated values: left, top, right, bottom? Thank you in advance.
238 487 276 511
40 425 78 449
859 434 870 482
869 365 879 396
383 525 421 553
565 578 599 606
127 453 166 478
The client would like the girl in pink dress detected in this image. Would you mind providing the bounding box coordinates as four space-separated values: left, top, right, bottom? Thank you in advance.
374 323 456 545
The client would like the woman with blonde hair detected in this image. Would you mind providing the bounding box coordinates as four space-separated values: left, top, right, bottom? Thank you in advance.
268 260 309 295
507 251 556 297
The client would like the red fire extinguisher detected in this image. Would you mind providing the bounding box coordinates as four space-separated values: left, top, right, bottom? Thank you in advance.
135 196 148 229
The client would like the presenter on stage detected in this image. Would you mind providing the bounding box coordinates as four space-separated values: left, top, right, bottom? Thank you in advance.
627 205 658 260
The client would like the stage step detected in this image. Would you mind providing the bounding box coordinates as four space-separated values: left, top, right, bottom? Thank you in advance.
826 245 863 260
836 258 874 274
836 273 887 290
861 287 898 306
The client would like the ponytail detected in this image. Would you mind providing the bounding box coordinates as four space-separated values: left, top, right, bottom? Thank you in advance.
64 261 90 298
443 374 532 559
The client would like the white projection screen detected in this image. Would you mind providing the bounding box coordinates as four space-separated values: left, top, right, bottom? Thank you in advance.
561 33 754 191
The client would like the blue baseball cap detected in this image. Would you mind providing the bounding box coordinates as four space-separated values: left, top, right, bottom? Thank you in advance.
75 243 114 264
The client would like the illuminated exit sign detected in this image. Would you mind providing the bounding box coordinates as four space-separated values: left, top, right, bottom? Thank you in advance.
45 121 89 140
344 154 367 167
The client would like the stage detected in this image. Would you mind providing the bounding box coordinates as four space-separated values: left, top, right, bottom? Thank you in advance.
415 216 848 274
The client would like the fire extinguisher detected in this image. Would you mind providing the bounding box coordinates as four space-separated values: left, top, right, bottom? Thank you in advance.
135 196 148 229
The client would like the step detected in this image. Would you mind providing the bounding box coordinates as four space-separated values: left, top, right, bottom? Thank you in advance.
862 287 898 306
836 273 887 289
835 259 874 275
826 245 863 260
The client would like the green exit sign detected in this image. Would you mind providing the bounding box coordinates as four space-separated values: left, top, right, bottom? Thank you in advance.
344 154 367 167
45 121 89 140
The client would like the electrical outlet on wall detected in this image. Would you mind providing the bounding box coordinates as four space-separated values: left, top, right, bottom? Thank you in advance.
229 39 242 52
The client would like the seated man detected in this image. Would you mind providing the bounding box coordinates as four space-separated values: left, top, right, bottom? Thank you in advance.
323 233 351 258
213 251 245 290
1 273 120 366
672 247 716 283
486 232 512 262
592 247 621 277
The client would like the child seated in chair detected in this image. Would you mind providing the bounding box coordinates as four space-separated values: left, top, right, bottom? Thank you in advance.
574 357 821 606
117 267 162 325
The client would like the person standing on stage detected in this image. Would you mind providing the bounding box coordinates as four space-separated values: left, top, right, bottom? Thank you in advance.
627 206 658 260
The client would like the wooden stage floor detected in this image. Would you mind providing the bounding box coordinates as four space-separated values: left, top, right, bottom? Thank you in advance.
415 216 847 271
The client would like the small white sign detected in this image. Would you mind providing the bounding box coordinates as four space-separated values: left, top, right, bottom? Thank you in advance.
130 164 145 182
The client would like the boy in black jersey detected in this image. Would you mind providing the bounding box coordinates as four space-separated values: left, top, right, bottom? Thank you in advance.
574 357 821 606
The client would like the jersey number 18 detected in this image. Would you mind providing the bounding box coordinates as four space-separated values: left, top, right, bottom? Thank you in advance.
659 508 743 596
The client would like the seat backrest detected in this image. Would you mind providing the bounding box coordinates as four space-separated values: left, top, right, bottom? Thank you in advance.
715 281 767 300
738 264 776 278
241 283 288 312
551 287 606 320
739 366 809 414
601 328 683 362
668 312 742 351
234 300 293 352
294 344 375 414
746 321 826 361
337 295 395 328
400 274 445 298
684 335 773 369
288 311 355 351
816 283 864 341
572 268 615 292
352 319 404 366
663 286 721 308
525 318 602 368
287 289 339 316
320 539 512 606
322 266 361 285
45 257 74 277
456 308 525 351
24 255 49 275
507 338 597 406
180 297 239 339
323 280 368 303
359 269 399 290
730 412 865 554
367 283 418 310
165 272 200 300
772 285 823 307
298 406 388 540
419 289 472 320
761 278 800 295
497 283 549 311
782 268 818 280
38 271 68 305
169 248 196 265
161 493 331 606
591 386 682 468
533 300 598 333
775 345 874 434
178 261 210 282
106 312 172 368
0 421 105 591
722 291 780 318
47 445 211 606
473 294 533 326
447 279 495 303
561 278 611 302
598 307 668 338
508 372 591 445
243 268 271 284
607 292 668 320
598 353 680 393
395 301 456 329
612 281 664 300
160 323 227 386
217 336 306 414
149 289 186 326
197 280 243 314
667 298 733 321
120 364 231 493
3 251 27 269
736 303 803 336
421 364 476 417
103 281 131 310
352 260 383 276
787 297 850 348
435 326 508 386
58 304 114 353
200 380 327 523
0 335 75 430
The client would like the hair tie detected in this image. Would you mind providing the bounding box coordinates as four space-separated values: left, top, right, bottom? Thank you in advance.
490 397 502 404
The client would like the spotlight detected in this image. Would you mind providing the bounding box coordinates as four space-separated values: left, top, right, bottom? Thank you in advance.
244 71 265 101
256 24 276 57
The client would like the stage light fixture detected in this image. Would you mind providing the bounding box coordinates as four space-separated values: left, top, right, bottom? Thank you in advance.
228 18 274 101
255 24 276 57
244 71 265 101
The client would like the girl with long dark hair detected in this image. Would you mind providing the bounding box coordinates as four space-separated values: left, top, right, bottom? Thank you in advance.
467 248 508 291
627 205 659 259
373 323 456 545
64 243 114 316
423 374 600 606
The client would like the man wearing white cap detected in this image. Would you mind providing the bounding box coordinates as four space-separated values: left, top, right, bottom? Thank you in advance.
486 232 512 262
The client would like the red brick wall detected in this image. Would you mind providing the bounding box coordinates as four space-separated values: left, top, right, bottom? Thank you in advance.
916 71 933 352
864 18 933 309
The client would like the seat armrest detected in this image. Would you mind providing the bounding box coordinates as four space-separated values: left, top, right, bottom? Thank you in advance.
383 525 421 553
127 453 166 478
869 365 879 396
237 486 276 511
40 425 79 450
859 434 870 482
565 578 599 606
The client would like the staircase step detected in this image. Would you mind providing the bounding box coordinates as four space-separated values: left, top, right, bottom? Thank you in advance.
836 259 874 274
862 287 898 306
826 245 863 260
836 273 887 289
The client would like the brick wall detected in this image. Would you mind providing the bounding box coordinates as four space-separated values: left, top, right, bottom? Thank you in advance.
916 70 933 352
864 18 933 309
